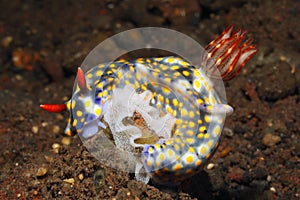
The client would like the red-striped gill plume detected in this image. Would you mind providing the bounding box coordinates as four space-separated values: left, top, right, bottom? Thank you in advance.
205 25 258 81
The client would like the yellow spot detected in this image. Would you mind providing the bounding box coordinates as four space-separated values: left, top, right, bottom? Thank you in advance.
173 163 182 171
80 118 84 123
175 119 182 125
174 144 180 151
197 133 204 139
154 144 161 149
165 98 170 105
66 102 71 110
204 115 211 123
96 82 103 89
171 65 179 70
167 57 175 63
117 71 122 78
135 73 141 80
159 153 165 161
180 61 189 66
172 110 177 117
179 102 183 108
186 155 194 163
173 71 181 77
156 103 162 109
155 57 163 61
206 153 211 159
189 147 195 153
182 70 190 77
160 64 168 71
148 147 153 153
102 90 108 97
71 101 76 109
164 77 171 83
166 106 173 114
172 99 178 107
96 70 102 76
134 81 140 88
167 149 174 157
147 160 152 166
194 70 200 77
186 138 194 144
84 100 91 108
162 87 170 94
109 63 115 67
158 94 164 103
87 73 93 79
204 133 210 139
95 107 102 116
98 64 104 69
72 119 77 127
188 121 196 128
175 138 181 143
129 65 135 72
97 92 103 98
76 110 83 117
181 109 188 117
65 129 72 136
200 146 208 155
125 80 130 85
189 111 195 119
193 80 201 89
197 98 203 105
198 119 203 124
186 130 194 136
207 140 213 148
155 161 161 167
199 126 206 133
195 160 202 166
214 126 221 136
141 84 147 91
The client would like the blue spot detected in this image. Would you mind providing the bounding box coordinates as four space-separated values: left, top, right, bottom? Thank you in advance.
85 113 97 121
94 97 102 105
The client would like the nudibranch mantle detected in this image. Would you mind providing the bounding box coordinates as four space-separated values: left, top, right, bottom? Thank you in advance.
40 26 257 184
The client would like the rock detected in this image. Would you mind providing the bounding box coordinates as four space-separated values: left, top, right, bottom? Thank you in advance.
262 133 281 147
36 167 47 177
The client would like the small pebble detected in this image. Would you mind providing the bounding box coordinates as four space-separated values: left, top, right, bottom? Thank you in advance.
15 74 23 81
44 155 53 162
52 125 60 134
56 114 64 121
36 167 47 177
61 137 71 145
262 133 281 147
270 187 276 193
78 173 84 180
207 163 215 170
52 143 60 154
32 126 39 134
1 36 13 47
267 175 272 182
63 178 75 184
220 146 233 158
41 122 48 127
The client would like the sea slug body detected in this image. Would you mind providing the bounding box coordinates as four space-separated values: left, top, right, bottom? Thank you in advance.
41 26 257 184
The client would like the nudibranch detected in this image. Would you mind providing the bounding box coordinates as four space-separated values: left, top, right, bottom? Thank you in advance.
41 26 257 184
